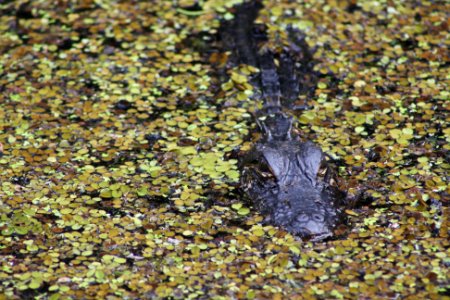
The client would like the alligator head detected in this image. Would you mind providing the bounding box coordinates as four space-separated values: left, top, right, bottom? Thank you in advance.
240 135 344 240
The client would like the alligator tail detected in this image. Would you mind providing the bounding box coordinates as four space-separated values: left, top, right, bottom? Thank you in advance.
221 0 284 110
257 50 281 108
222 0 317 112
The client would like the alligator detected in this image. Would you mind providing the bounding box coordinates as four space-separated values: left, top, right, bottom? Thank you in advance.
220 0 347 240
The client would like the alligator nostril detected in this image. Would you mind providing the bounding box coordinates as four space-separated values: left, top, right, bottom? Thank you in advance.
296 214 309 222
312 214 324 222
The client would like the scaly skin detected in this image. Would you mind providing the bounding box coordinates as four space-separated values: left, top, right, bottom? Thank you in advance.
222 0 346 240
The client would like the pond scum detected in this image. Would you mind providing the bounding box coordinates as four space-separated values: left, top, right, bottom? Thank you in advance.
0 0 448 299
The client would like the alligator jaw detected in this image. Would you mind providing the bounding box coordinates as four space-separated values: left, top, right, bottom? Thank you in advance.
308 232 334 242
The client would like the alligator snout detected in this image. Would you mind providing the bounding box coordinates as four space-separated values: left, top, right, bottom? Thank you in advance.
288 212 333 240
